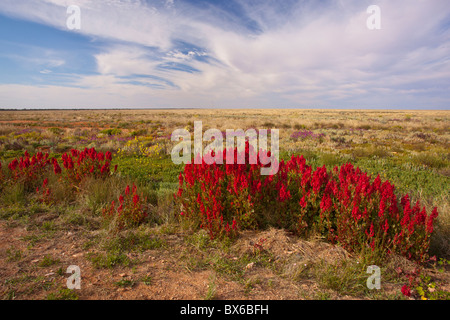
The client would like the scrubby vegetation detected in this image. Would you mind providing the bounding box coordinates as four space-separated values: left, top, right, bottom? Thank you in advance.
0 109 448 300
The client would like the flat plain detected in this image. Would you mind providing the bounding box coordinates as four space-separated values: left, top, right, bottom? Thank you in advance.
0 108 448 300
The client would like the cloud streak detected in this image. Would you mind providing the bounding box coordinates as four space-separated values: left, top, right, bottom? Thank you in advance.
0 0 449 109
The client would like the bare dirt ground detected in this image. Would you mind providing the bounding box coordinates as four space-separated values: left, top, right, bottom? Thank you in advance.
2 216 447 301
0 219 309 300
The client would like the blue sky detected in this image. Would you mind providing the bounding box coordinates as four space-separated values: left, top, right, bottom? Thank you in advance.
0 0 449 109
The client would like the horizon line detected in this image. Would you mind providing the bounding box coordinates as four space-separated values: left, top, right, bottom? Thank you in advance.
0 107 449 111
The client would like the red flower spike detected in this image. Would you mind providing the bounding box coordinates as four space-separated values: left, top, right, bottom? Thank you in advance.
401 285 411 297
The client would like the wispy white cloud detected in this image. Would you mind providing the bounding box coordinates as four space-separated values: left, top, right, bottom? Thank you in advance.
0 0 449 108
95 46 159 77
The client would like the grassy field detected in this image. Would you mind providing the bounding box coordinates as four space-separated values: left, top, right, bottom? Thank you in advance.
0 109 448 300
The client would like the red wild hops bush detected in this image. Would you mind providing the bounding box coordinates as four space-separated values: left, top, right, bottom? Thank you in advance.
55 148 113 188
52 158 61 175
175 144 265 239
175 142 438 263
6 151 51 191
102 184 148 230
36 178 52 204
401 285 412 297
1 148 117 205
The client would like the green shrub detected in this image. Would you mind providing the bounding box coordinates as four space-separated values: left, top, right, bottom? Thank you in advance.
48 127 64 135
100 128 122 136
411 153 447 169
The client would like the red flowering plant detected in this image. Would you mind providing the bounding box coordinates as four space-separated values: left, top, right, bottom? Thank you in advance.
36 178 52 204
102 184 148 230
176 144 264 239
270 157 438 263
175 142 438 263
54 148 114 190
401 284 412 298
6 151 52 192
